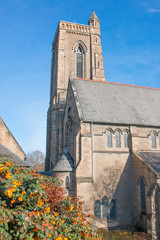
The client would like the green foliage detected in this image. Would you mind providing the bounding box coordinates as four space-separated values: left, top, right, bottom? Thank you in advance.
0 156 96 240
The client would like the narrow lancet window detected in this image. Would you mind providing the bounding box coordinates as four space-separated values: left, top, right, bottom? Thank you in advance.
151 132 156 148
102 196 108 219
116 131 121 148
110 199 116 219
76 46 83 78
107 130 112 147
94 200 101 219
124 131 128 148
140 178 146 214
66 176 69 189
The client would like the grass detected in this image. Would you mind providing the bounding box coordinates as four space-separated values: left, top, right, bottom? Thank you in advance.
96 229 152 240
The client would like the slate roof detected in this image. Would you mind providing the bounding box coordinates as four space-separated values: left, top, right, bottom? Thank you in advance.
136 151 160 175
71 78 160 127
52 150 74 172
0 144 28 167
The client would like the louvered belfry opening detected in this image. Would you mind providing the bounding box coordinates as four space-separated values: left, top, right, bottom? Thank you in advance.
76 46 83 78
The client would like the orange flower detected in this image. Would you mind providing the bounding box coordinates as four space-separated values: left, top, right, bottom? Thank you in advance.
56 235 62 240
11 199 15 204
22 190 26 196
74 222 77 225
40 210 43 215
5 172 11 179
45 207 50 213
18 196 23 202
54 212 58 216
37 199 43 207
5 162 10 167
5 188 15 198
61 219 65 224
70 205 74 211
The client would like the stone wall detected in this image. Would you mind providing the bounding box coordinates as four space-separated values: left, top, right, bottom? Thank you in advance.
0 117 25 160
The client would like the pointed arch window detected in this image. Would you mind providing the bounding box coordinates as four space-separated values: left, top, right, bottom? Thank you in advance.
66 176 69 189
151 132 156 148
107 130 112 147
102 196 108 219
76 46 83 78
94 200 101 219
124 131 128 148
115 131 121 148
140 178 146 214
110 199 116 219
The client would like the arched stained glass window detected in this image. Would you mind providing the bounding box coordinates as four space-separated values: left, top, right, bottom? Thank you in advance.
140 178 146 214
107 130 112 147
110 199 116 219
124 131 128 148
151 132 156 148
115 131 121 148
102 196 108 219
94 200 101 219
76 46 83 78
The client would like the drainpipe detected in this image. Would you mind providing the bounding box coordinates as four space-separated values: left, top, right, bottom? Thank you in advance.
91 122 94 181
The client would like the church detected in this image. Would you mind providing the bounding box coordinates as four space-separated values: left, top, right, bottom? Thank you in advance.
45 11 160 239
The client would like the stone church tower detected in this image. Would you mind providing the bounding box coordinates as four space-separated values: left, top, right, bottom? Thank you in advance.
45 11 160 238
45 10 105 170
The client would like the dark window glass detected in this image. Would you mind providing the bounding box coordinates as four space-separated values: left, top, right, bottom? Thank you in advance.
76 46 83 78
102 196 108 219
140 178 146 214
116 131 121 148
110 199 116 219
66 176 69 189
107 131 112 147
94 200 101 219
56 128 59 162
124 131 128 148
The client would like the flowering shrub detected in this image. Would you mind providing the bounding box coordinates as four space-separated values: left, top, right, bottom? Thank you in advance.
0 156 97 240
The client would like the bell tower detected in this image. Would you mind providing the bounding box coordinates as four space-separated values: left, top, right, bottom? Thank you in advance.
45 11 105 171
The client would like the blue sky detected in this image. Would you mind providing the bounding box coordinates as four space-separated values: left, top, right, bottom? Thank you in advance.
0 0 160 154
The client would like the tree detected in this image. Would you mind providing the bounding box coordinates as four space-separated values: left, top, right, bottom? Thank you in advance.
26 150 45 171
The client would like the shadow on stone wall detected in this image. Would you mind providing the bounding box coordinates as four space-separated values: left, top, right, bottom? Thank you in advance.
92 153 135 230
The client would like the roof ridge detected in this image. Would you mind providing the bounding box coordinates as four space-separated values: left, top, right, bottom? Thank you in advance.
73 77 160 90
